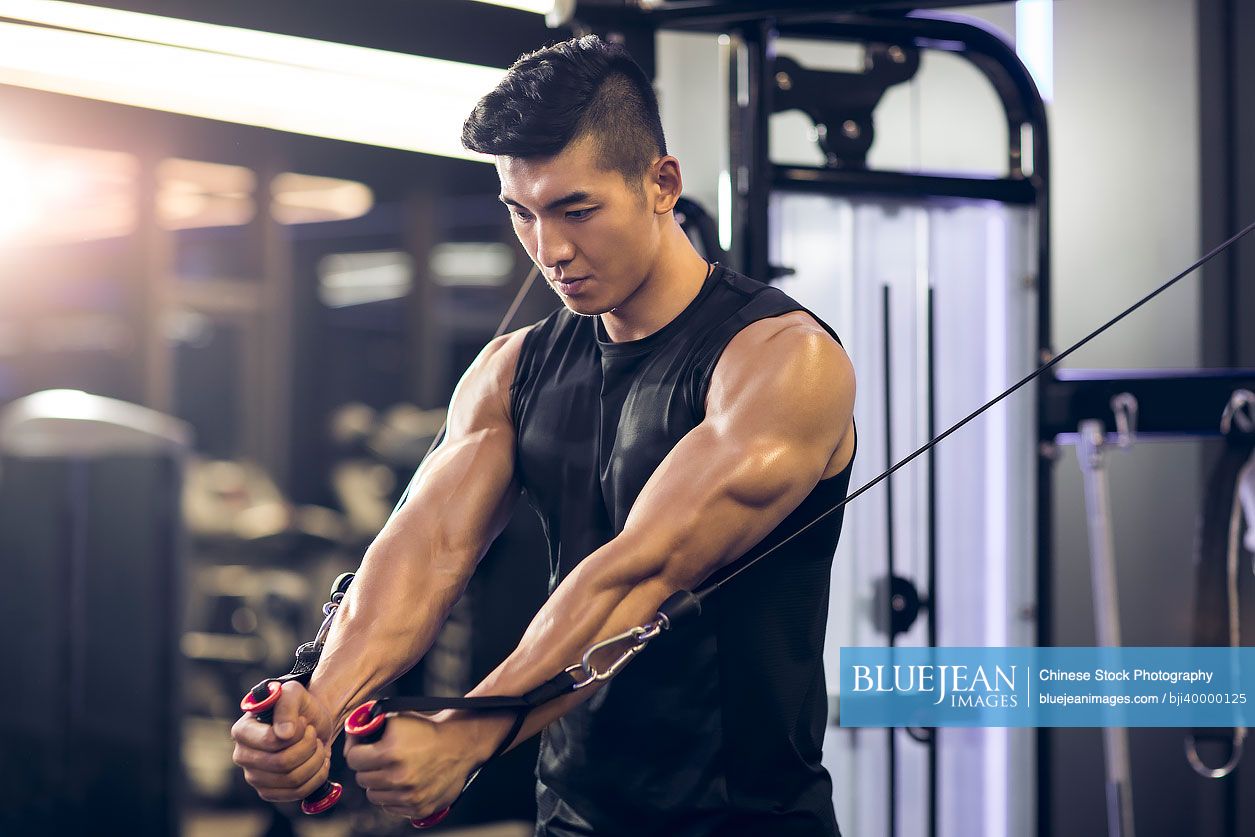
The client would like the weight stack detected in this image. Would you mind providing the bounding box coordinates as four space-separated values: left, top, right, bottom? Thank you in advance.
0 390 190 836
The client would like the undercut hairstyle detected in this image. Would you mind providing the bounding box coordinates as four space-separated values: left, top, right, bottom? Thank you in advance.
461 35 667 190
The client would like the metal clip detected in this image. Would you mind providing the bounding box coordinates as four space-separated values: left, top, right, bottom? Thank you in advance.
1110 393 1138 450
313 590 346 647
1186 728 1246 779
564 617 667 690
1221 390 1255 435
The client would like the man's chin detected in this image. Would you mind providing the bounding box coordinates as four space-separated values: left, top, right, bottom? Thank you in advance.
564 304 611 318
555 294 612 317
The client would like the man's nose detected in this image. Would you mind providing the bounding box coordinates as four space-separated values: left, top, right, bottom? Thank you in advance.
534 220 575 270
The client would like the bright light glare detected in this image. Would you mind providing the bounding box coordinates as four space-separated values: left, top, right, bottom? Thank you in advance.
0 143 40 239
319 251 414 308
271 173 374 225
0 22 499 162
463 0 574 27
717 169 732 253
465 0 553 12
1015 0 1053 102
157 158 256 230
19 388 103 420
0 0 503 89
0 141 136 246
0 1 507 161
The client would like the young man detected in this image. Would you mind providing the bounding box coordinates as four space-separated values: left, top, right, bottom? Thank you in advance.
232 35 856 835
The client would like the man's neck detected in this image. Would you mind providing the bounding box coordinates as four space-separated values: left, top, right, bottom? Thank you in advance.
599 228 711 343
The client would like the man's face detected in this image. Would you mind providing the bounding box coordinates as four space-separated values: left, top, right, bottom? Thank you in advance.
497 135 660 316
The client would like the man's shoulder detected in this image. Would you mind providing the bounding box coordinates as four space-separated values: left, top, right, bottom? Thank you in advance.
708 265 836 336
486 308 589 402
709 306 851 407
737 309 832 339
483 323 534 363
478 323 541 394
721 311 845 369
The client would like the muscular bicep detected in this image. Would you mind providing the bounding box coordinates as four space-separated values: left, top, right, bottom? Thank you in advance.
617 314 855 591
365 328 527 576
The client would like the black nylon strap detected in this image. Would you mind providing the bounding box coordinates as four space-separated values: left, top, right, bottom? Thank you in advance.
247 642 324 724
371 669 580 718
285 642 323 682
522 670 582 704
372 694 534 713
366 670 582 775
486 712 529 764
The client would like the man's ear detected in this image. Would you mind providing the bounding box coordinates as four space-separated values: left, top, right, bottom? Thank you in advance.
651 155 683 215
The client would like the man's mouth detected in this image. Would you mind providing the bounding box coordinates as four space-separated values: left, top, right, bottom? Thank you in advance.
554 276 590 296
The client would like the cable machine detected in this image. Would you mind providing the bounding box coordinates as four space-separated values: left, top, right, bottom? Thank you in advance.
537 2 1252 835
570 3 1047 836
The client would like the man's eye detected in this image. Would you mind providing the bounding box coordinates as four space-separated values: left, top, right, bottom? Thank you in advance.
567 208 594 220
512 209 533 222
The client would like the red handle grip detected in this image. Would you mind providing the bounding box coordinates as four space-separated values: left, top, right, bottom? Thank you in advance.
241 681 344 815
345 701 451 829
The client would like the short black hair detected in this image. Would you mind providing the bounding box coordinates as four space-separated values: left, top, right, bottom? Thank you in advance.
461 35 667 188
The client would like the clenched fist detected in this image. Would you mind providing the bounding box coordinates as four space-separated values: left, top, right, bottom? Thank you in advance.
231 681 337 803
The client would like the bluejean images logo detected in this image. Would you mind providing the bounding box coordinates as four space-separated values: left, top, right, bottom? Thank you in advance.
839 647 1255 728
851 663 1019 708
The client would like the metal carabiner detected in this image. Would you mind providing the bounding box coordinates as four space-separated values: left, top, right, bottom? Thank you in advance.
564 617 667 690
312 572 355 647
1185 728 1246 779
1110 392 1138 450
1220 390 1255 436
313 590 346 646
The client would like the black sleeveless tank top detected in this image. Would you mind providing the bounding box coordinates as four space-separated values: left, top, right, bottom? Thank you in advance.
509 264 853 836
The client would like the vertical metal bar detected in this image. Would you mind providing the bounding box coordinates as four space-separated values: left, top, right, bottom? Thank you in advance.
1197 0 1239 369
725 31 745 275
882 283 897 837
1075 419 1135 837
883 283 897 649
1032 87 1053 837
731 19 774 282
926 285 938 837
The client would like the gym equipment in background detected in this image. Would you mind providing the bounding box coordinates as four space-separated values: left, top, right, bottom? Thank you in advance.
0 390 190 836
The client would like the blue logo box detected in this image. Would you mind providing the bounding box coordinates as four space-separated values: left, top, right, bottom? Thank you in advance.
837 647 1254 728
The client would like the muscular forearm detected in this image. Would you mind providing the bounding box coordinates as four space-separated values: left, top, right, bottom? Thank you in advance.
310 504 482 737
447 532 677 757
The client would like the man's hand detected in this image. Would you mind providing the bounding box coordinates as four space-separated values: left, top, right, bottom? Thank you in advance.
344 712 499 821
231 682 337 803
